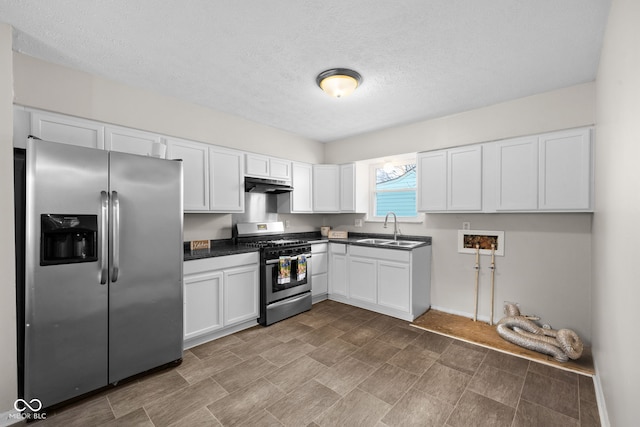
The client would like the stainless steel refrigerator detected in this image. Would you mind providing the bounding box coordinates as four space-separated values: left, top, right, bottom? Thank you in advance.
15 138 183 409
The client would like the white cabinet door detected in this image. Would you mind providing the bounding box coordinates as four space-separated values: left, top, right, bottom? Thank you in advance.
312 273 328 296
311 243 328 297
448 145 482 211
328 244 348 296
245 153 291 180
539 128 592 211
348 256 377 304
495 136 538 210
223 265 259 325
31 111 105 149
377 260 411 312
340 163 356 212
166 138 210 211
313 165 340 212
184 271 223 340
245 153 270 178
291 162 313 212
312 251 328 275
270 158 292 180
210 147 245 212
105 126 165 157
417 151 447 211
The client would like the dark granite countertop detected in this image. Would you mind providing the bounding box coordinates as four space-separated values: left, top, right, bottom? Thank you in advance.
184 232 432 261
324 232 432 250
183 239 259 261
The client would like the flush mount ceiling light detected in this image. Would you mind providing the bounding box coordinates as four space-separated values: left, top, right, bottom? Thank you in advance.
316 68 362 98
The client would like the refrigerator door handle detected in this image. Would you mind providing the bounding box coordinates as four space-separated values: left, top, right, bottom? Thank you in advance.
110 190 120 282
100 191 109 284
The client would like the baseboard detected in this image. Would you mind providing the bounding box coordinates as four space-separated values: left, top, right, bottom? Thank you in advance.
592 359 610 427
183 319 258 350
312 293 328 304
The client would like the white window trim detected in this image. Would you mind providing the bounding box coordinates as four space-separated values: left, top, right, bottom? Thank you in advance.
367 161 424 223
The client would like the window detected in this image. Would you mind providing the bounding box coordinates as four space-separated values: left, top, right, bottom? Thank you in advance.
370 161 420 220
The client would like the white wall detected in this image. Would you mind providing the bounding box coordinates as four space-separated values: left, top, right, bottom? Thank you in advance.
324 82 595 163
13 53 324 164
12 52 327 241
593 0 640 425
0 23 17 418
324 85 596 342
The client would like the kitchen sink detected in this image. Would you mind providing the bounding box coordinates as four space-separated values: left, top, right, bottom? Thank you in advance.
356 238 424 248
356 238 395 245
381 240 424 248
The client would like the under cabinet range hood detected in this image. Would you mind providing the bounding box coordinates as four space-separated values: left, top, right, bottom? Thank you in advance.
244 176 293 194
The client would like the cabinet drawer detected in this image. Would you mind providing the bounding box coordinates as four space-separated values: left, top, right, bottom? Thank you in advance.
312 252 328 274
329 243 347 255
184 252 259 274
311 243 328 254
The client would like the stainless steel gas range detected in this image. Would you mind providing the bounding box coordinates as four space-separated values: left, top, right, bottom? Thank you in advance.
235 222 312 326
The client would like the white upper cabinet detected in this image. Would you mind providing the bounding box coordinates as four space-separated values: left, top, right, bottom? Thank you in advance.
245 153 292 181
340 163 368 213
209 146 245 213
167 138 244 213
313 164 340 212
495 136 539 211
278 161 313 213
538 128 592 211
448 145 483 211
105 126 165 158
418 145 482 212
166 138 210 211
245 153 270 178
269 157 292 181
30 111 105 149
421 127 593 213
417 151 447 211
485 127 593 212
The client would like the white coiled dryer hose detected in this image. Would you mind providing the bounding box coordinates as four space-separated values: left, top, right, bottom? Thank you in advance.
496 303 583 362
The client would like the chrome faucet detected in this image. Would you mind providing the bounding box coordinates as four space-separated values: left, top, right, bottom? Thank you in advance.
383 212 400 240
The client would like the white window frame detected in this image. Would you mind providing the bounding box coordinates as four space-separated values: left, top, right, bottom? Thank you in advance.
368 160 423 223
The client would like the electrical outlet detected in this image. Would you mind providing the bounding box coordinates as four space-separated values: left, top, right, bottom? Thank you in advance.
462 222 471 230
355 219 363 227
284 220 290 228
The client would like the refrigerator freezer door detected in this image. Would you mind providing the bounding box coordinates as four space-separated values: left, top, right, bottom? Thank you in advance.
25 139 109 407
108 151 183 383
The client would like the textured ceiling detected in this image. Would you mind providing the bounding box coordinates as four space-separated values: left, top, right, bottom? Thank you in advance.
0 1 611 142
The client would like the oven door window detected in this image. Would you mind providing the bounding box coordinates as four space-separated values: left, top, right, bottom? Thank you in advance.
272 255 307 292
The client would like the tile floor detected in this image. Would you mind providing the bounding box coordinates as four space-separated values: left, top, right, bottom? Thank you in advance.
35 300 601 426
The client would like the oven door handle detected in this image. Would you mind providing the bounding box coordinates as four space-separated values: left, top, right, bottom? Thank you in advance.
265 253 312 265
268 292 310 308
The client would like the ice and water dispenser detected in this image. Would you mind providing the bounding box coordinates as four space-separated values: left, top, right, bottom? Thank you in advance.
40 214 98 265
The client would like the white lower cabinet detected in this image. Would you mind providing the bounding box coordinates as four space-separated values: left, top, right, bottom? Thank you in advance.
184 271 223 341
311 243 328 303
183 252 259 349
329 244 431 321
348 256 377 304
328 243 348 297
377 260 411 312
223 265 259 325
